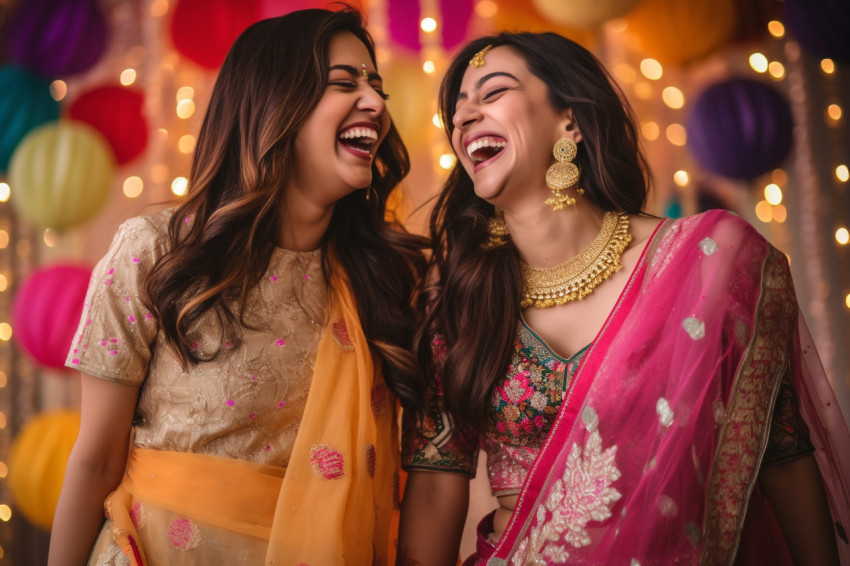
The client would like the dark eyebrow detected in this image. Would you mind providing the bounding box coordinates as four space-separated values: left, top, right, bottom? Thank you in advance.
456 71 519 101
328 64 382 82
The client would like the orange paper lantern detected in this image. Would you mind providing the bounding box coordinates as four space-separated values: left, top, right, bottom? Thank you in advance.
486 0 595 48
532 0 639 30
624 0 736 66
8 410 81 531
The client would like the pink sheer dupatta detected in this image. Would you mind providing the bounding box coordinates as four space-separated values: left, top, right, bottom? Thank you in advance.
489 210 850 565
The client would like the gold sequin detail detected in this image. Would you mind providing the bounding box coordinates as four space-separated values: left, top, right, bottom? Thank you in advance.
521 212 632 308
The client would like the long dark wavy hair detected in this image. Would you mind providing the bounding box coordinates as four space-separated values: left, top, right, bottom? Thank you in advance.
142 8 428 408
419 32 652 431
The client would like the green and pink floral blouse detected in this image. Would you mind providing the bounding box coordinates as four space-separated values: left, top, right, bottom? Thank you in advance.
402 318 814 497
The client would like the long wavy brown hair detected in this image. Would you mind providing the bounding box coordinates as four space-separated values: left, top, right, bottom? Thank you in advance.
419 32 652 431
142 9 428 408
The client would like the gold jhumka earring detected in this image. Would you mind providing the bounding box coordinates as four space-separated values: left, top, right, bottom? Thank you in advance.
544 137 584 211
484 207 510 248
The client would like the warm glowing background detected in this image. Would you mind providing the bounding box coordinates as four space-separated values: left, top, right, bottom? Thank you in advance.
0 0 848 563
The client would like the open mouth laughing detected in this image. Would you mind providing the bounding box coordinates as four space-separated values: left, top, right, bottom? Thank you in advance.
464 135 507 169
338 122 379 160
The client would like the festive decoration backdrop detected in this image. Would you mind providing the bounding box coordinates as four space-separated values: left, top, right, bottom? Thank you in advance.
0 0 848 562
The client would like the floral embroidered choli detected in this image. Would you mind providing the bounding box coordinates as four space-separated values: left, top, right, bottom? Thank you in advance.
402 318 587 496
402 317 814 498
66 209 329 565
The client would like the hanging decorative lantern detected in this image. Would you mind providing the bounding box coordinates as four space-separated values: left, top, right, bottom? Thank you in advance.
12 263 93 371
383 52 437 153
532 0 639 29
484 0 595 48
170 0 264 69
0 66 59 173
9 121 115 232
625 0 736 66
7 0 108 77
8 410 81 531
69 86 149 165
688 78 794 180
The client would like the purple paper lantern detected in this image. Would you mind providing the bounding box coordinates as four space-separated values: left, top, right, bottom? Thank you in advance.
687 78 793 180
12 264 92 370
7 0 109 77
784 0 850 63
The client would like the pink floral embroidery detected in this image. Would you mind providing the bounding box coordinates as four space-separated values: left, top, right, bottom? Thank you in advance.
264 444 272 451
371 384 387 418
167 518 201 551
108 268 115 275
269 274 278 282
365 444 376 477
104 279 112 286
226 399 235 406
499 373 534 404
276 338 285 346
276 400 285 409
128 315 136 323
129 502 146 530
332 320 354 351
310 444 345 480
132 257 141 263
71 358 80 364
145 313 153 320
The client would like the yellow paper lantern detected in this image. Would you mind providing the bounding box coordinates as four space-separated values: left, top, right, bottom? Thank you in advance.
624 0 736 66
8 410 80 530
383 52 439 153
9 121 115 232
532 0 639 29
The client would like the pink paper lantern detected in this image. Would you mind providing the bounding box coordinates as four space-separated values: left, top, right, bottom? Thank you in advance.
12 264 92 370
387 0 473 51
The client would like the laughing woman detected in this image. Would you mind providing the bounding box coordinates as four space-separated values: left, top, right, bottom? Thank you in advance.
48 8 425 566
398 33 850 565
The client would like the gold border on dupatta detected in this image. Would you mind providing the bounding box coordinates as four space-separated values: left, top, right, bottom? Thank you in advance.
700 248 797 565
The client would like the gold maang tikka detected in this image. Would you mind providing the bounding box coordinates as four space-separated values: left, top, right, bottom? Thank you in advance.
469 44 493 68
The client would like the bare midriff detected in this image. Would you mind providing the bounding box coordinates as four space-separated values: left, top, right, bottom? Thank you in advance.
493 493 518 535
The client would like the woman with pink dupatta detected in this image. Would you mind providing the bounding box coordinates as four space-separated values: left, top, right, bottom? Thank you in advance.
398 32 850 565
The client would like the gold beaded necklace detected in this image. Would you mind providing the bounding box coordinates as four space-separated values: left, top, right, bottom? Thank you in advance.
520 211 632 308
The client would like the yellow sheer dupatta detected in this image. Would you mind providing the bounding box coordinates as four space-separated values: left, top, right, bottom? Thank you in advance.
105 272 398 566
266 271 398 565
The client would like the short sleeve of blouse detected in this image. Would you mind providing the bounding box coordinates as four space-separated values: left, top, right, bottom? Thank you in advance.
401 338 480 476
64 213 168 385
